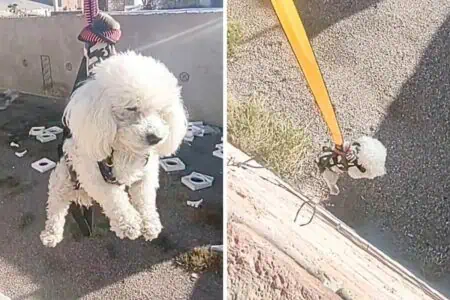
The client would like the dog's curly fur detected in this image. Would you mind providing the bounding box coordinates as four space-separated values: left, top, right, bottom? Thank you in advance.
347 136 387 180
40 51 188 247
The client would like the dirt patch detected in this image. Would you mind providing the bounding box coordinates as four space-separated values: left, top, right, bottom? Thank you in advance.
175 246 222 274
227 220 341 300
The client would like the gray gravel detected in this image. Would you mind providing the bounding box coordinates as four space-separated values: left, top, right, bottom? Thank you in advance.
0 94 222 300
228 0 450 295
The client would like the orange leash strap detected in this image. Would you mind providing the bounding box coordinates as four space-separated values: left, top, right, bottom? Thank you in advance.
270 0 344 148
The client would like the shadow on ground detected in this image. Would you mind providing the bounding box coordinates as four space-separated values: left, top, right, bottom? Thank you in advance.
327 15 450 297
243 0 381 43
0 94 222 299
294 0 381 38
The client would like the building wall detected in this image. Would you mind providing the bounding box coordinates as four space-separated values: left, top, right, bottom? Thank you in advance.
60 0 81 10
0 10 223 126
107 0 125 11
143 0 222 9
98 0 108 11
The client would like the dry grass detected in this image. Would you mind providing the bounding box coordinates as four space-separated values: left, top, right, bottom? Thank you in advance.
227 21 243 58
227 97 310 180
175 246 222 274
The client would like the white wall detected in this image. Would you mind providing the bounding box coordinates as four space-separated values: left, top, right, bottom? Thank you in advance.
0 9 223 126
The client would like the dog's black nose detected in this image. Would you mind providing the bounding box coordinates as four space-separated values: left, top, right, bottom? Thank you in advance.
146 133 162 145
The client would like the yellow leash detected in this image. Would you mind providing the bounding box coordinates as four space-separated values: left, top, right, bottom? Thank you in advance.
270 0 344 149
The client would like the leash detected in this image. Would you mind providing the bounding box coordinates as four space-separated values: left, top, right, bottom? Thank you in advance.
59 0 122 237
270 0 343 149
269 0 365 176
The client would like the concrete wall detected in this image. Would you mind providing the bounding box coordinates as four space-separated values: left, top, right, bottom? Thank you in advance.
0 9 223 126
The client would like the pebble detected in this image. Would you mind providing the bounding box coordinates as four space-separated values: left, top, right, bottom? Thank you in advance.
190 273 199 281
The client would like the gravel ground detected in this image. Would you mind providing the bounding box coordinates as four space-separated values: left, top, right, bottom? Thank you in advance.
0 94 223 300
228 0 450 295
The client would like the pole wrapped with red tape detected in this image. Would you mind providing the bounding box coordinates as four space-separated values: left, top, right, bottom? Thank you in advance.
79 0 121 45
83 0 98 24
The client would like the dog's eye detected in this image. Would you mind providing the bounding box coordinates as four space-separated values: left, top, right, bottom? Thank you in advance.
126 106 138 112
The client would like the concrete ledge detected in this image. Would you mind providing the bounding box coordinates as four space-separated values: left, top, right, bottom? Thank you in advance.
109 7 223 15
50 7 223 17
227 143 446 300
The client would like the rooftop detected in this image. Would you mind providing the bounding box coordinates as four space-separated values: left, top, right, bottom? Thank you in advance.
0 0 51 10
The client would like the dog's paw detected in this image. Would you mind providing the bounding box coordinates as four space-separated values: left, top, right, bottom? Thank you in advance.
40 230 63 247
142 218 163 241
110 210 142 240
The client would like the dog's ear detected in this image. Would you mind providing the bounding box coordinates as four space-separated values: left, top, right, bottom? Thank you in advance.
63 82 117 161
156 92 188 157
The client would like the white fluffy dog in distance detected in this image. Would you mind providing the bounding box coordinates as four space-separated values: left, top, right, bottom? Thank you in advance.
40 51 188 247
321 136 387 195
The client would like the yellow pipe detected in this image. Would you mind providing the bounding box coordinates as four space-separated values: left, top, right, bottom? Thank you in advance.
270 0 344 148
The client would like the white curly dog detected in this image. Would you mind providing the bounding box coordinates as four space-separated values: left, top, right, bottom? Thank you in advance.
321 136 387 195
40 51 188 247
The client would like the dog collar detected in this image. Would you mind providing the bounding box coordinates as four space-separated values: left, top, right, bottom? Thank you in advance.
64 141 150 190
97 149 150 186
